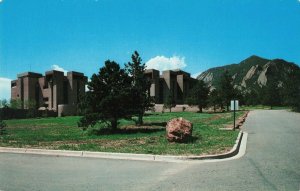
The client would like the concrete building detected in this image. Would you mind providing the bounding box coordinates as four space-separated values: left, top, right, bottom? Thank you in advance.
145 69 198 104
11 69 196 115
11 70 87 116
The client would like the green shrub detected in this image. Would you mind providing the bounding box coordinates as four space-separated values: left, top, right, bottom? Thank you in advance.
0 120 7 135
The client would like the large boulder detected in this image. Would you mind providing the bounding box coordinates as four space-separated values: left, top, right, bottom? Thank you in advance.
166 117 193 143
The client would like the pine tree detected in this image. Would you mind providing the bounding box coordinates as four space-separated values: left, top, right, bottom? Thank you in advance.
283 69 300 112
125 51 154 125
187 80 210 113
244 90 261 106
0 120 7 135
262 81 281 109
208 89 222 112
220 70 235 111
163 90 176 112
78 60 132 131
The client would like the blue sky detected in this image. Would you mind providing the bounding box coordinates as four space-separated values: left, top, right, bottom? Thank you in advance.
1 0 300 99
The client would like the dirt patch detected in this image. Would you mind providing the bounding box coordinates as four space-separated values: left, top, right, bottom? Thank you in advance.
222 111 249 129
202 114 222 123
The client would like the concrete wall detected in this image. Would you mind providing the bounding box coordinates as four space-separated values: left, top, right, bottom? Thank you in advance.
146 69 196 104
52 71 64 110
162 70 178 103
11 70 87 116
145 69 160 99
12 72 43 109
11 80 18 100
67 71 87 105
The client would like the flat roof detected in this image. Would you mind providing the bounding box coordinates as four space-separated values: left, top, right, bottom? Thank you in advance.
145 69 159 73
67 71 84 76
17 72 43 78
45 70 64 75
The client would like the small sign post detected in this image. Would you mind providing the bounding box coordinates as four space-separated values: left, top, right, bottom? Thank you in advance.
234 100 236 130
231 100 239 130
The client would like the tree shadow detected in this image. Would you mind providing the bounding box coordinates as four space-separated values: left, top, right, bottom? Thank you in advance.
143 122 167 126
143 113 159 116
171 135 200 144
207 111 228 114
90 122 166 136
188 135 201 143
90 127 165 135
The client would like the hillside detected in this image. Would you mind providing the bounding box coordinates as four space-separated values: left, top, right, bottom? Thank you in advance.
197 55 300 93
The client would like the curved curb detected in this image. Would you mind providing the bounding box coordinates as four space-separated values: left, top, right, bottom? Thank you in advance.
0 131 247 163
220 110 250 130
186 131 244 160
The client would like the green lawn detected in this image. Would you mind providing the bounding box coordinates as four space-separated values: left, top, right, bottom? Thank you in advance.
240 105 291 110
0 111 245 155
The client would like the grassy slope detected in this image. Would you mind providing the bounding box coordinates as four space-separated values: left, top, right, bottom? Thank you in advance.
0 112 245 155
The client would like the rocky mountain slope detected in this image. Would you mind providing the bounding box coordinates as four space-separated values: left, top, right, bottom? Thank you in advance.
197 55 300 93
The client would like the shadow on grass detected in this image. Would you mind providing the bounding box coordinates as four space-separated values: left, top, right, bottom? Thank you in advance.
186 135 200 143
143 113 159 116
90 128 165 135
166 135 201 144
143 122 167 126
90 122 166 136
207 111 231 114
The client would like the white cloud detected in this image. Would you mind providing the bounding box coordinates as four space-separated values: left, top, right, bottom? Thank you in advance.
51 64 68 75
191 71 202 79
0 77 11 100
85 78 91 92
146 55 187 72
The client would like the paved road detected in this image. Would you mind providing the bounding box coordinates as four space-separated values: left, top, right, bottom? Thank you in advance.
0 110 299 191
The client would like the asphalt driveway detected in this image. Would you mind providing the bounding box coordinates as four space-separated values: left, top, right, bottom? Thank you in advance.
0 110 299 191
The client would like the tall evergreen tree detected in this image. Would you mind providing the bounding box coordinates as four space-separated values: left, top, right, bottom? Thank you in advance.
220 70 235 111
262 66 283 109
125 51 154 125
187 80 210 113
262 80 281 109
78 60 132 130
0 119 7 135
163 90 176 112
283 69 300 112
208 89 223 112
244 90 261 106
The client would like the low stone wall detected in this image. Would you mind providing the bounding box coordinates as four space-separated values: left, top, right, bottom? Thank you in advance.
153 104 199 113
57 104 77 117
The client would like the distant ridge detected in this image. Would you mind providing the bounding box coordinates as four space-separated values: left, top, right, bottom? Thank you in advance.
197 55 300 93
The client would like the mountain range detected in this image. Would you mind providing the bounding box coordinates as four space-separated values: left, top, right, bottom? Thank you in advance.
197 55 300 93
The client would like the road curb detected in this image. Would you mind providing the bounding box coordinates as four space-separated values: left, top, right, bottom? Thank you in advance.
186 131 244 160
0 131 246 163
